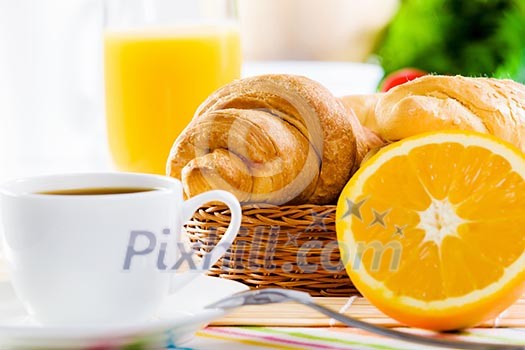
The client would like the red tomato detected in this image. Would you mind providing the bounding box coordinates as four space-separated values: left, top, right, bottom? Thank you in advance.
380 68 427 92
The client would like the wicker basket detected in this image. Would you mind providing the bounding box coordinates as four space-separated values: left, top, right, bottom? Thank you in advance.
185 204 358 297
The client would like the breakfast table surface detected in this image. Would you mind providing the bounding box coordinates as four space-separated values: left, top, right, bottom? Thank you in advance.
185 327 525 350
0 259 523 350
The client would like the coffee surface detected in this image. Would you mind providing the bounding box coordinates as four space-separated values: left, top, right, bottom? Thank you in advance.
38 187 157 195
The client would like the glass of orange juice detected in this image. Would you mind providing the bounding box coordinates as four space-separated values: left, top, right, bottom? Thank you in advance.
104 0 241 174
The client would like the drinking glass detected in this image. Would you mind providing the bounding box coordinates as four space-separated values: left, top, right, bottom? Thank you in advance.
104 0 241 174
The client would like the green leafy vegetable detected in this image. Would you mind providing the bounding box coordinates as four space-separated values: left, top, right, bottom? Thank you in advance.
377 0 525 82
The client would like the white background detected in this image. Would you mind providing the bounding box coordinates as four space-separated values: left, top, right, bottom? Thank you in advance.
0 0 383 182
0 0 109 181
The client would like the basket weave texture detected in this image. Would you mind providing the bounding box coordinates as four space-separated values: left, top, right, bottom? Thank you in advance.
185 204 358 297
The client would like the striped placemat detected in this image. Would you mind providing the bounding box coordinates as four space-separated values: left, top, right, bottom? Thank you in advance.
213 296 525 328
187 326 525 350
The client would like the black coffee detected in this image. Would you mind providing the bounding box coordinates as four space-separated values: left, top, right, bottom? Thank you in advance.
38 187 157 195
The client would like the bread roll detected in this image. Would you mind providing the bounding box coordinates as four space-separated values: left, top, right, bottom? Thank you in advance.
340 93 383 131
372 75 525 151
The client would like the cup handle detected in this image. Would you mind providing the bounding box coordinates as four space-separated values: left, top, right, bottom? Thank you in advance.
169 190 242 293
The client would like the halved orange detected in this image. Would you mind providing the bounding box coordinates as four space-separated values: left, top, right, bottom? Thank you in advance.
336 131 525 331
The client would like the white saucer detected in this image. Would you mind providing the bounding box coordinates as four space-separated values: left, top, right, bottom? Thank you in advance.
0 275 248 349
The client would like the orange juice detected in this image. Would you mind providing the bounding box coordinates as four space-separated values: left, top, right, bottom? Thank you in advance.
104 25 241 174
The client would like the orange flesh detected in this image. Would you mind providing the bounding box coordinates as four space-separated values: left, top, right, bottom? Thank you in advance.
349 142 525 302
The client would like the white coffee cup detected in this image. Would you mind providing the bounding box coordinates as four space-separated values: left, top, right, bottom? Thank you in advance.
0 172 241 325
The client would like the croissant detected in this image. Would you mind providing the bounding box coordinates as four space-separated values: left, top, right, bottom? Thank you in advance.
342 76 525 152
167 74 379 205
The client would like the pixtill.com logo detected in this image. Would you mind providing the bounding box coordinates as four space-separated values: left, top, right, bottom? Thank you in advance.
122 208 404 274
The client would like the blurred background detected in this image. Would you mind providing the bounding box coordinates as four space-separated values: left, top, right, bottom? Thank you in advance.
0 0 524 180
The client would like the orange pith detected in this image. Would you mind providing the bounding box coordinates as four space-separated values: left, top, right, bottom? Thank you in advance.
336 131 525 330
